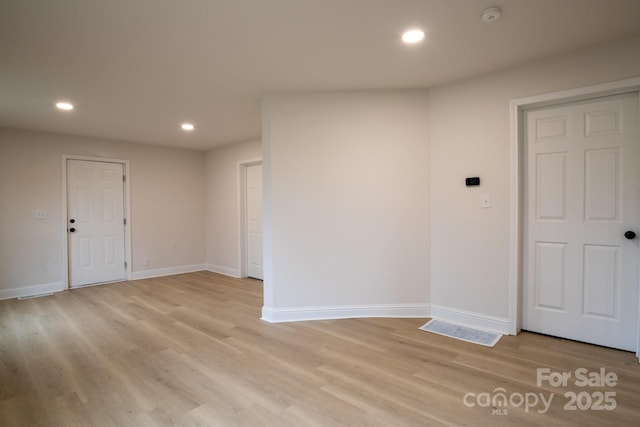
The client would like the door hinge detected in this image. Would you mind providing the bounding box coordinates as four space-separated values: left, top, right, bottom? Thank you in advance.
124 218 127 225
124 261 128 269
123 175 126 182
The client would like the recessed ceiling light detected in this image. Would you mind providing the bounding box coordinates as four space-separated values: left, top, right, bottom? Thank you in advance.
181 123 195 131
402 29 425 44
56 102 74 111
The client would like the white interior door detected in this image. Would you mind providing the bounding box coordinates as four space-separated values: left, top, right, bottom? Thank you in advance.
523 92 639 351
246 163 263 280
67 160 126 287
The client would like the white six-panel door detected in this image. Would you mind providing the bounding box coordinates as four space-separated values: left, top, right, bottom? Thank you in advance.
67 160 126 287
523 93 639 351
246 163 263 280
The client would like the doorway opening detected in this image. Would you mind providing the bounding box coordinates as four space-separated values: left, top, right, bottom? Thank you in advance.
238 159 263 280
509 77 640 358
61 155 132 288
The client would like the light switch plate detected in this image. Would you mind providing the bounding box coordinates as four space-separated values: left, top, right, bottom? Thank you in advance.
34 209 47 219
481 194 491 208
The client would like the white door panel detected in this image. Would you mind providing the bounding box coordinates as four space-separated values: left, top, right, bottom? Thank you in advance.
68 160 126 287
246 164 263 280
523 93 639 351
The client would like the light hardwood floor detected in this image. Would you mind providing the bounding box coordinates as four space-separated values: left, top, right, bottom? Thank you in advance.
1 271 639 426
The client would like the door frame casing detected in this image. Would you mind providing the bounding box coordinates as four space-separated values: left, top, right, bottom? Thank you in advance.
508 77 640 358
237 158 262 278
61 155 132 288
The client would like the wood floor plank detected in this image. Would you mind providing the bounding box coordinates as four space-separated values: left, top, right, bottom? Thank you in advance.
1 271 639 426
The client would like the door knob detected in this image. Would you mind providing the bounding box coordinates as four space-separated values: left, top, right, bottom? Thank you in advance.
69 227 76 233
69 219 76 224
624 231 636 240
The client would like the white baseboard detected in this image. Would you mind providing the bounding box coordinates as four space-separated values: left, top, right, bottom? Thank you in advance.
205 264 241 278
131 264 206 280
0 282 65 300
429 303 511 335
261 303 430 323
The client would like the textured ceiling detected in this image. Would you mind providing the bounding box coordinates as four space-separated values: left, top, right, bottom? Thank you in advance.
2 0 640 150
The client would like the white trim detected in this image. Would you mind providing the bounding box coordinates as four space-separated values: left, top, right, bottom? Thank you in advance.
430 304 510 335
261 303 430 323
205 264 242 278
0 282 65 300
508 98 521 336
509 77 640 358
237 158 262 279
61 155 132 288
130 264 206 281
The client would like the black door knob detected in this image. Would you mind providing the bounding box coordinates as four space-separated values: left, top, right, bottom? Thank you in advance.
70 219 76 224
69 227 76 233
624 231 636 240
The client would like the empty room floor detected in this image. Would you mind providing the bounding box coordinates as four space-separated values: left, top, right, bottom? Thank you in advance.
1 271 639 426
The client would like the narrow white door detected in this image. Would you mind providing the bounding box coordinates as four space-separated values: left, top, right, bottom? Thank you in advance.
67 160 126 287
246 164 263 280
523 93 639 351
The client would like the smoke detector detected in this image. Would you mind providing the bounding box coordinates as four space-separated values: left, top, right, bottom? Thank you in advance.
482 7 502 23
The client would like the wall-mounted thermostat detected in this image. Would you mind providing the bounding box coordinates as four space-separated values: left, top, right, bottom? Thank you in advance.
465 177 480 187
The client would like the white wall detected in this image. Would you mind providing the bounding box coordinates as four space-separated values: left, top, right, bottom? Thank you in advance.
0 128 206 298
262 36 640 327
205 139 262 277
262 90 430 321
429 36 640 323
